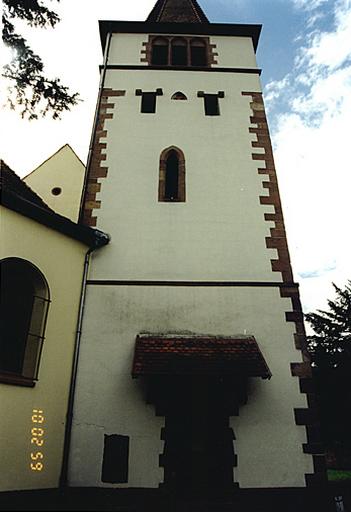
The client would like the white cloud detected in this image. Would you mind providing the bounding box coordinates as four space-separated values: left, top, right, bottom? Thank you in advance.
264 77 290 108
298 0 351 70
291 0 329 11
266 0 351 314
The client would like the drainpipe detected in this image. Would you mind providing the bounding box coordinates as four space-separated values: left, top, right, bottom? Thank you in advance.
59 231 110 489
79 31 112 223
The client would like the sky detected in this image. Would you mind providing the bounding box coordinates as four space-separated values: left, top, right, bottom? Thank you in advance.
1 0 350 318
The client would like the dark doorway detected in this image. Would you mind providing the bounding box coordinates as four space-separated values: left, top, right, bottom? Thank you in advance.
158 376 236 495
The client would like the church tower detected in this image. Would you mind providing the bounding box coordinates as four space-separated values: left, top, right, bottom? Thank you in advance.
69 0 326 507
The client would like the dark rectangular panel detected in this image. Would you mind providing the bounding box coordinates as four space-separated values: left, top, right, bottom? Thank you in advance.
101 434 129 483
204 95 220 116
141 92 156 113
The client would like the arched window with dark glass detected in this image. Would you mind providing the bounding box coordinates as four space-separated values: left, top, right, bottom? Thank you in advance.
165 151 179 200
171 38 188 66
0 258 50 385
159 147 186 203
151 37 169 65
190 39 208 67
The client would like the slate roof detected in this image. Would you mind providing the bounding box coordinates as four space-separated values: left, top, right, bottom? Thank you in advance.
1 160 53 212
132 334 272 379
0 159 110 248
147 0 209 23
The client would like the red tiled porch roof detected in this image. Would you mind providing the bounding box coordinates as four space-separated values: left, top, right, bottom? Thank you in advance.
132 334 272 379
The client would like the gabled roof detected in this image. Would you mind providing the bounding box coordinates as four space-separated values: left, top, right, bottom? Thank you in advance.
146 0 209 23
132 334 272 379
0 160 109 249
1 160 53 212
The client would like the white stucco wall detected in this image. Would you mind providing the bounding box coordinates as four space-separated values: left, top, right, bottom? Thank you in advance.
108 33 257 69
70 285 312 488
0 207 87 492
89 69 277 281
24 144 85 222
70 30 311 490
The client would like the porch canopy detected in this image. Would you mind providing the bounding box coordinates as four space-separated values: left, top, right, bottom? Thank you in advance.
132 334 271 379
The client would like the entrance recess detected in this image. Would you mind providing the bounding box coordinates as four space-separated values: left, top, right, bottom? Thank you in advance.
161 376 235 494
132 333 271 495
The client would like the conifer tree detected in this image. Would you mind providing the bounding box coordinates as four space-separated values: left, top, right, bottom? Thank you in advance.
2 0 80 119
306 281 351 369
306 281 351 460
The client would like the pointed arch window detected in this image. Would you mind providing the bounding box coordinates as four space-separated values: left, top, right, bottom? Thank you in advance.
159 147 186 203
0 258 50 386
171 91 187 100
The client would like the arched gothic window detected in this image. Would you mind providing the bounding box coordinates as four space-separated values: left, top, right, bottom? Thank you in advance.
151 37 169 65
159 147 186 202
171 91 188 100
0 258 50 384
190 38 207 66
171 38 188 66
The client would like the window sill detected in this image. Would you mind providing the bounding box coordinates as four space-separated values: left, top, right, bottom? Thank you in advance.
0 372 36 388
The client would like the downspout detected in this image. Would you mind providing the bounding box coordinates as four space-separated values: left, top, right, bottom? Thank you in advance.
59 232 110 489
78 31 112 223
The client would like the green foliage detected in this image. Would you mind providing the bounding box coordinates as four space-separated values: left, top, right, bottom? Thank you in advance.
306 281 351 369
327 470 351 482
2 0 80 119
306 281 351 464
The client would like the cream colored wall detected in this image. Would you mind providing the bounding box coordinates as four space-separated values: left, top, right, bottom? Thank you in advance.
69 285 312 488
108 33 258 69
212 36 257 68
70 32 311 489
0 207 86 492
24 144 85 222
109 33 148 66
90 69 277 281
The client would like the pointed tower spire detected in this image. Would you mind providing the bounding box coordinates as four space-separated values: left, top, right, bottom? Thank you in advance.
146 0 209 23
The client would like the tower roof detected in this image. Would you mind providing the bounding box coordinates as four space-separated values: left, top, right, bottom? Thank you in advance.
146 0 209 23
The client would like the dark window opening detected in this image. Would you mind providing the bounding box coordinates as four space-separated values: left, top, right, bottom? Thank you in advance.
204 95 220 116
165 151 179 201
102 434 129 483
141 92 157 114
171 91 187 101
190 40 207 67
147 36 213 68
151 38 168 65
171 39 188 66
0 258 50 382
51 187 62 196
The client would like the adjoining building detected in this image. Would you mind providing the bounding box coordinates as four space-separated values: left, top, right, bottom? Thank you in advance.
0 160 109 492
24 144 85 222
68 0 327 508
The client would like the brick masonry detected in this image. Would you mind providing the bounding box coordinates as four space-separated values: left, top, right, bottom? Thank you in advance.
82 89 126 227
242 91 327 488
